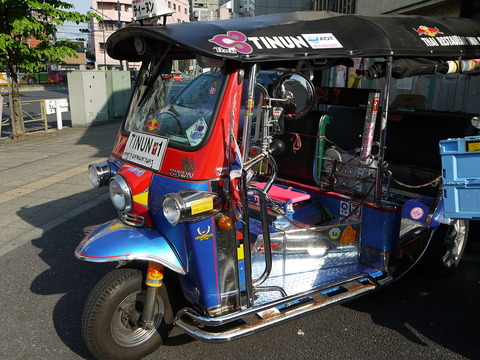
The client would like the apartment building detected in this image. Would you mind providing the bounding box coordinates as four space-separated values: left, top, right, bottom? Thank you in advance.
88 0 189 70
191 0 232 21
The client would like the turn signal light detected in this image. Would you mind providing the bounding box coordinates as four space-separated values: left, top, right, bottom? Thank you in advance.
217 215 233 230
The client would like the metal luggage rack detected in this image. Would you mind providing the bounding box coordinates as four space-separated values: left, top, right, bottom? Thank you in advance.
319 155 377 200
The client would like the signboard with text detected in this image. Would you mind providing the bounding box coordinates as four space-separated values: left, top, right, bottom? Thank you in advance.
132 0 173 21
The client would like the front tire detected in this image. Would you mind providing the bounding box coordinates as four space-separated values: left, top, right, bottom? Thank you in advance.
82 267 173 360
421 219 469 276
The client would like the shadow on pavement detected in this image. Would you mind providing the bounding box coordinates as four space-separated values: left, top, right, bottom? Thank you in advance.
29 197 116 359
344 262 480 359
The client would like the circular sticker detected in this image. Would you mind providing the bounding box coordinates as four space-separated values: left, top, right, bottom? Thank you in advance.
410 207 425 220
328 227 341 241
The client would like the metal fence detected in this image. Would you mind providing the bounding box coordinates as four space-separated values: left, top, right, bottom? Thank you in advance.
1 98 48 138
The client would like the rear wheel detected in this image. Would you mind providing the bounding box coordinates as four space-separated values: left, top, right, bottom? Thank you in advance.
82 267 173 360
421 219 469 276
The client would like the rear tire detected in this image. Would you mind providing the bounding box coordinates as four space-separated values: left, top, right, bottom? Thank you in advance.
421 219 469 276
82 267 173 360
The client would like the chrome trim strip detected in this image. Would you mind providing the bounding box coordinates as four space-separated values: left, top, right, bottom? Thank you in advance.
175 274 379 342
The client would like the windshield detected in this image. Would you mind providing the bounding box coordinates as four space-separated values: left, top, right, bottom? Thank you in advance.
125 61 225 147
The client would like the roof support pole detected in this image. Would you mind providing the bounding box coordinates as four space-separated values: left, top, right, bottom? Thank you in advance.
374 56 393 205
241 64 259 162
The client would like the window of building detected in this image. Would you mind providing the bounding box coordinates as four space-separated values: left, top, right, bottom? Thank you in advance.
99 42 106 53
168 1 171 8
173 3 176 10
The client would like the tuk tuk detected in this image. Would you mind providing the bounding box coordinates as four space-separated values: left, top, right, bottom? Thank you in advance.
75 10 480 360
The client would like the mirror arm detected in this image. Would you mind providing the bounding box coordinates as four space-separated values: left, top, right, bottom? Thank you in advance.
244 150 278 195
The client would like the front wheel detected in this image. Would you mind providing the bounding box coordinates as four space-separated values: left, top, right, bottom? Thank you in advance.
421 219 469 276
82 267 174 360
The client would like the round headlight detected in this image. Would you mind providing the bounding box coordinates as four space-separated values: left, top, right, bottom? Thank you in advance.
162 195 182 225
88 161 110 188
109 175 132 212
88 166 101 187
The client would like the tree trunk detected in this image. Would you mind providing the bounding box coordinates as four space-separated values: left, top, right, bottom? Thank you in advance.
7 73 25 140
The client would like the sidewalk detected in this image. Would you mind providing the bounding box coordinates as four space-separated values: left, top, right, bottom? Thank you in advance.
0 120 121 256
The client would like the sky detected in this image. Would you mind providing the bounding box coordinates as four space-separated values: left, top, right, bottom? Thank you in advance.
68 0 91 15
56 0 93 41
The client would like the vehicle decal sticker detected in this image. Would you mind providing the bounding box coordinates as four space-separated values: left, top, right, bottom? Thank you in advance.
216 167 228 176
194 225 214 241
410 206 425 220
186 117 208 146
125 166 147 177
413 26 444 37
209 31 253 54
413 26 480 47
191 198 213 215
182 157 195 172
169 169 194 179
209 31 334 54
301 33 343 49
209 82 217 95
328 227 341 241
248 35 309 50
133 189 149 208
145 110 161 132
340 201 349 217
340 225 356 244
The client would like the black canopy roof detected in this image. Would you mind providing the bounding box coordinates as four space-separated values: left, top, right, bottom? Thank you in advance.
107 11 480 62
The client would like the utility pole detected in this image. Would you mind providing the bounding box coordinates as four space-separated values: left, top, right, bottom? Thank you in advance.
116 0 125 70
117 1 121 28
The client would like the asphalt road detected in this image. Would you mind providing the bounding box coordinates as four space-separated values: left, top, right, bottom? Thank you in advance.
0 195 479 360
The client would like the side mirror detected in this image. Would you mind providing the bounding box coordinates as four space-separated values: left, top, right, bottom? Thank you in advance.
272 73 315 120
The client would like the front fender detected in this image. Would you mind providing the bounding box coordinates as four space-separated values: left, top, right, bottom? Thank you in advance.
75 219 186 275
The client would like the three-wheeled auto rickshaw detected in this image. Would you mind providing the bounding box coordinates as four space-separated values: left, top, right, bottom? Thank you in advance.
76 10 480 360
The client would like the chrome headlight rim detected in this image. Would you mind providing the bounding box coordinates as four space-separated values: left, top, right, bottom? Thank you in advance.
88 161 111 188
109 174 133 212
162 193 183 226
162 190 224 226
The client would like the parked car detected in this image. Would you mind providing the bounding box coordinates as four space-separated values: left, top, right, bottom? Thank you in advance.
173 73 183 81
45 70 68 84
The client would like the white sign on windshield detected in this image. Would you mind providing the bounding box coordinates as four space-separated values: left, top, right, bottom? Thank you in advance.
132 0 173 21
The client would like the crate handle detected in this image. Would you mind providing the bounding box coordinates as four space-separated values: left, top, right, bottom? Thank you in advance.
465 178 480 186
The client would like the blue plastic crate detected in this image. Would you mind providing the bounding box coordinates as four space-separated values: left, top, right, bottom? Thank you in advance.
440 136 480 219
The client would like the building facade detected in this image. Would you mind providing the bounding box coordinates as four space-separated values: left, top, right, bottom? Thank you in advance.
88 0 189 70
234 0 311 17
356 0 480 19
311 0 356 13
190 0 231 21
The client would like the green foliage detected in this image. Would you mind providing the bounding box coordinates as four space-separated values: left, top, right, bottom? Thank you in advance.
0 0 100 77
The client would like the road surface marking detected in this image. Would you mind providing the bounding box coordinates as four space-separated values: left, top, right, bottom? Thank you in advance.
0 158 106 205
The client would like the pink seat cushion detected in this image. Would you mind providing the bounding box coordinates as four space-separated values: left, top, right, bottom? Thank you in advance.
252 182 310 204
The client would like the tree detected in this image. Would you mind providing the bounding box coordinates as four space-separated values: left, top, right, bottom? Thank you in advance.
0 0 98 139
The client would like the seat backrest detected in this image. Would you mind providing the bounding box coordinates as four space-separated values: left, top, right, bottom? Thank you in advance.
275 111 327 185
325 106 366 151
385 111 478 170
